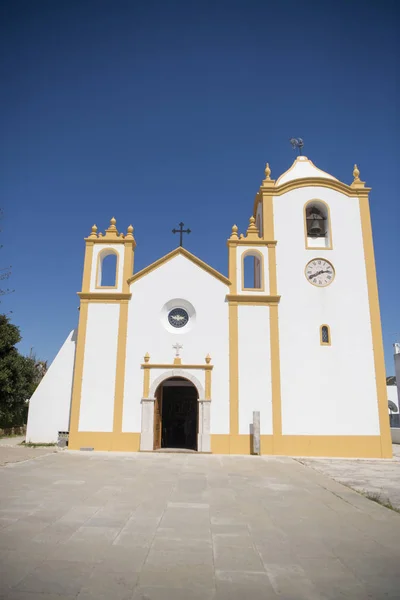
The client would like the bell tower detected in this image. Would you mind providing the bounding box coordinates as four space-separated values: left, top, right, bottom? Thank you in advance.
69 218 137 451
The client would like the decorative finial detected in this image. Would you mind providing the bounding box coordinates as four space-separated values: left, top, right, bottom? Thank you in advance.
353 164 360 182
144 352 150 363
230 224 239 240
89 224 98 238
125 224 134 239
245 215 259 239
264 163 271 180
109 217 117 229
205 353 211 364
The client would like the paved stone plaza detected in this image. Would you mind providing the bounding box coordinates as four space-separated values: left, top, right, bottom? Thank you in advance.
1 451 400 599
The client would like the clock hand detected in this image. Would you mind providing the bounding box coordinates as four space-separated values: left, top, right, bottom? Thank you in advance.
309 269 330 279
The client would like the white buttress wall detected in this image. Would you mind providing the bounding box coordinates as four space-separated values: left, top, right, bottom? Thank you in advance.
238 305 272 434
26 330 76 443
79 303 120 432
123 254 229 434
274 186 380 435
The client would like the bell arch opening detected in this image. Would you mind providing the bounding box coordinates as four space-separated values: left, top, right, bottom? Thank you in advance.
153 377 198 451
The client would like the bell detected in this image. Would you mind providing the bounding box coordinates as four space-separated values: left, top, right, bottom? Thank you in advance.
309 219 323 237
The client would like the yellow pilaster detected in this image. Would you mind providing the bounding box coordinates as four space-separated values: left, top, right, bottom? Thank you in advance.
358 189 392 457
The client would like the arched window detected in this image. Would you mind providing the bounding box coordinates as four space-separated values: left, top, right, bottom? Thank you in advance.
304 200 332 249
97 251 118 288
320 325 331 346
242 251 263 290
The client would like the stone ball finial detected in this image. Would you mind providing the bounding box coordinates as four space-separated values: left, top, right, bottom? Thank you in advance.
127 224 133 234
110 217 117 227
230 224 239 240
353 164 360 182
89 224 98 238
264 162 271 180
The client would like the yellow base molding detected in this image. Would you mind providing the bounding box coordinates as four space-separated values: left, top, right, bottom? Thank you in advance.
211 434 391 458
68 432 391 458
68 432 140 452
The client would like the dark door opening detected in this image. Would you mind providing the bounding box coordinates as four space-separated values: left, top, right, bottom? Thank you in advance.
159 378 198 450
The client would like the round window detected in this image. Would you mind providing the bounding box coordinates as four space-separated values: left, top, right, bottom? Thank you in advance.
168 308 189 329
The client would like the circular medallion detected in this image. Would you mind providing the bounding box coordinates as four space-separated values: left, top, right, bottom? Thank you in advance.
168 308 189 328
305 258 335 287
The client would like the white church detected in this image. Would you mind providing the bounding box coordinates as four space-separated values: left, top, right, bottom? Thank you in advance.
26 155 392 457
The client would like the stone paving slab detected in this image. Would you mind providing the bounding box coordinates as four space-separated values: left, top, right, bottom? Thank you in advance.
0 441 57 466
297 444 400 511
0 450 400 599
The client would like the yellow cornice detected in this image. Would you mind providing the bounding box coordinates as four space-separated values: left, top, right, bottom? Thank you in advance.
78 292 132 301
227 239 277 247
253 178 371 214
141 363 213 370
226 294 280 305
128 247 231 286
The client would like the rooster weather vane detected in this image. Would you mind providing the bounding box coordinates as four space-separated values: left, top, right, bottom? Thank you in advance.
290 138 304 155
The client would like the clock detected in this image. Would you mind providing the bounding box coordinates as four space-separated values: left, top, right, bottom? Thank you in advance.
168 308 189 328
305 258 335 287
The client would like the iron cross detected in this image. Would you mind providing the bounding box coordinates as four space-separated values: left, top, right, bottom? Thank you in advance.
172 222 191 247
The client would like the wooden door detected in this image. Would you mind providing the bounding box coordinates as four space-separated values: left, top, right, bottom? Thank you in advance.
153 386 163 450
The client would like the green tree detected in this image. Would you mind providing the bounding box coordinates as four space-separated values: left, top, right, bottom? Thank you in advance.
0 315 38 428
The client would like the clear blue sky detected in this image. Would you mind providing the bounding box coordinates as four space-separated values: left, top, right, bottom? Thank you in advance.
1 0 399 374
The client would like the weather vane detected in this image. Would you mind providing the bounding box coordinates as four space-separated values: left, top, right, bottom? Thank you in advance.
172 222 191 247
290 138 304 155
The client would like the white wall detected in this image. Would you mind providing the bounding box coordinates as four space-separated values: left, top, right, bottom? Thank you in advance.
79 303 120 432
274 186 380 436
238 305 272 434
26 330 76 443
388 385 399 412
123 254 229 434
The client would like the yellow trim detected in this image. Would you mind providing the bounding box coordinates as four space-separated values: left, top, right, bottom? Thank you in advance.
254 178 372 216
229 303 239 435
128 247 230 287
358 193 392 458
68 302 89 448
227 238 276 247
268 245 277 296
205 370 211 400
112 302 129 434
95 248 120 289
69 432 140 452
81 242 94 293
122 242 135 294
78 292 132 301
320 324 331 346
241 249 265 292
228 243 237 294
209 435 385 457
142 363 213 370
304 199 333 250
226 294 280 305
305 258 335 287
143 369 150 397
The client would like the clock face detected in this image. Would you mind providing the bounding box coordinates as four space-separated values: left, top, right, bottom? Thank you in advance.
305 258 335 287
168 308 189 328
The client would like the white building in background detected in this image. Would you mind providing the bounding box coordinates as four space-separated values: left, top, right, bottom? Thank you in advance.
26 156 392 458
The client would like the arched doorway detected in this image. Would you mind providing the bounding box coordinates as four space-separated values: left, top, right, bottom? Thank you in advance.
153 377 198 451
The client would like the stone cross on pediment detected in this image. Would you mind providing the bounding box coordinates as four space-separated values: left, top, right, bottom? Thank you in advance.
172 343 183 357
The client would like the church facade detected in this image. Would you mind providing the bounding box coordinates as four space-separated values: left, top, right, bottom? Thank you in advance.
26 156 392 457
